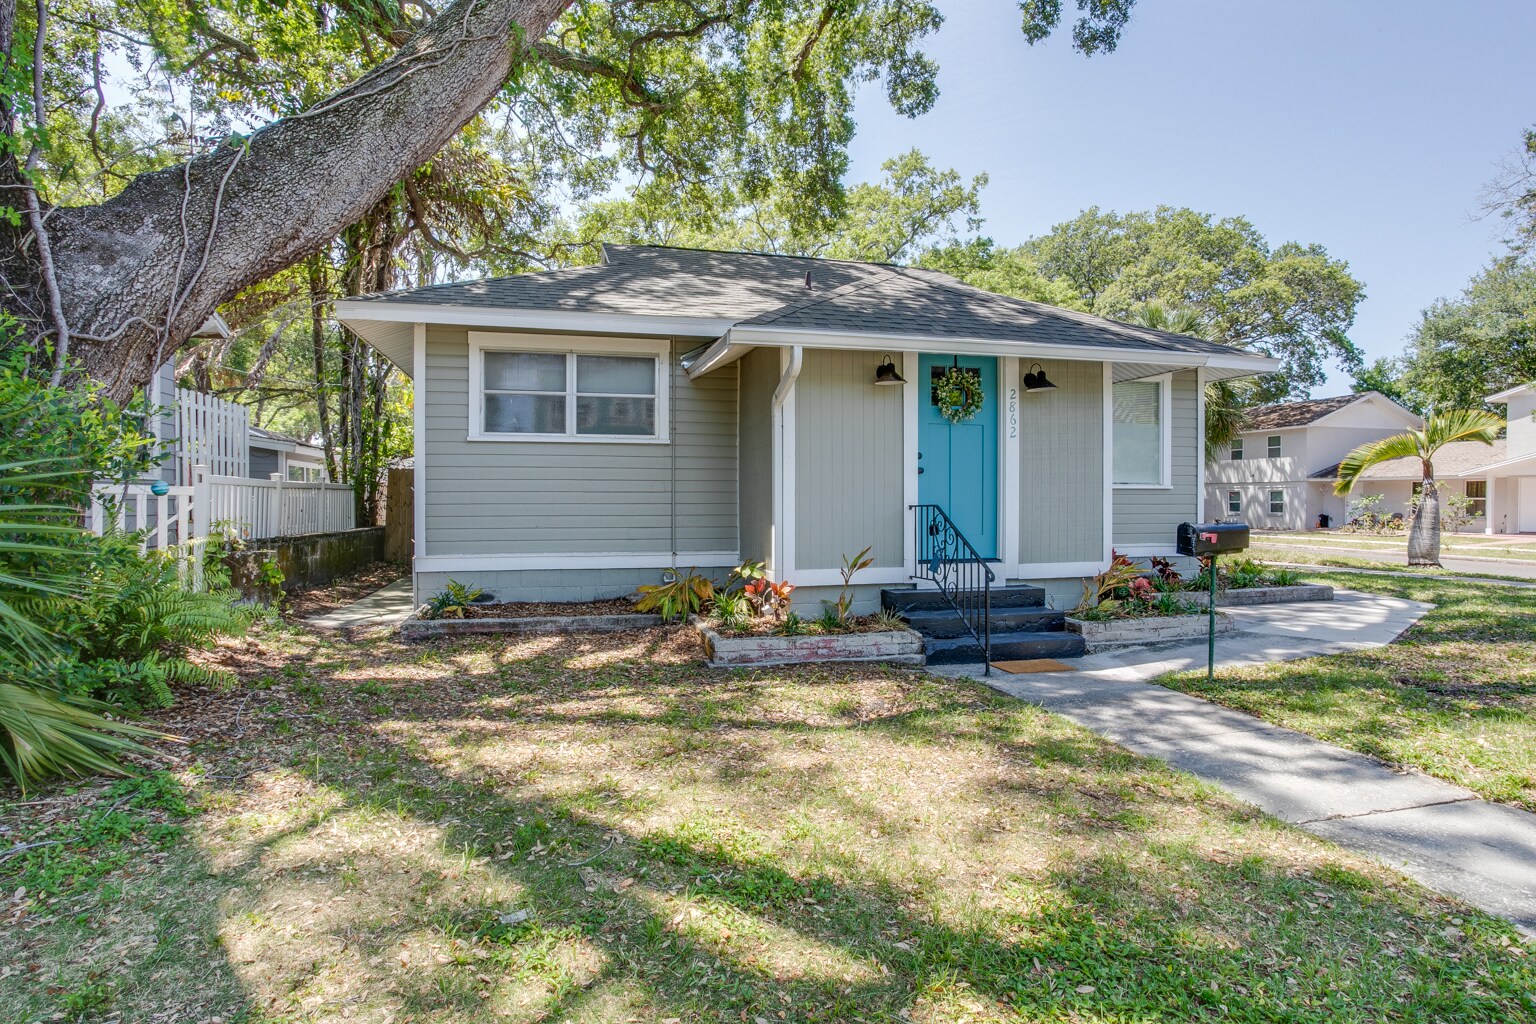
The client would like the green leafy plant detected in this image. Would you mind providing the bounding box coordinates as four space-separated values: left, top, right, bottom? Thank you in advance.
871 609 908 631
257 558 285 591
775 612 806 636
1269 568 1303 587
830 546 875 624
1226 558 1268 590
743 578 795 621
1076 550 1142 611
710 591 750 631
635 569 714 623
426 579 485 620
932 366 984 424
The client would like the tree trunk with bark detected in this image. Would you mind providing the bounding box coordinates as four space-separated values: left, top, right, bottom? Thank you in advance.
1408 470 1442 566
0 0 572 403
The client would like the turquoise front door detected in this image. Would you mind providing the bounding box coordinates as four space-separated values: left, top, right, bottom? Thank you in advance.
918 354 998 559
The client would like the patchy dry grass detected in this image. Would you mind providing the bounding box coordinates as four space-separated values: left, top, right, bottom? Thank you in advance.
3 621 1534 1022
1162 571 1536 811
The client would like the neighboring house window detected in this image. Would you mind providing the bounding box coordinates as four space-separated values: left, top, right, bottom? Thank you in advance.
287 465 322 482
1267 434 1282 458
1269 490 1285 515
470 334 668 442
1229 438 1243 461
1112 378 1169 486
1227 490 1241 515
1466 480 1487 517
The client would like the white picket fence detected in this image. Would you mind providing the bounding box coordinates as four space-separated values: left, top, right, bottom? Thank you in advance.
173 387 248 482
89 466 355 590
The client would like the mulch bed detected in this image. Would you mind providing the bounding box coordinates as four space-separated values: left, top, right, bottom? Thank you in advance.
281 561 407 620
459 597 641 619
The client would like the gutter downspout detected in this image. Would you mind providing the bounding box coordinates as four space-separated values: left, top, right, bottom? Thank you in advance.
771 346 803 580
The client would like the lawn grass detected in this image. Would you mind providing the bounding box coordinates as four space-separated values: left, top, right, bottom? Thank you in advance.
1245 543 1536 584
1253 531 1536 563
1161 570 1536 811
3 622 1534 1022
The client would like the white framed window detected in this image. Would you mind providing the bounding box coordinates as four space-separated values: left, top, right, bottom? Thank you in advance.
467 332 670 443
1269 489 1285 515
1228 490 1241 515
1112 376 1171 487
1229 437 1243 461
1267 434 1282 458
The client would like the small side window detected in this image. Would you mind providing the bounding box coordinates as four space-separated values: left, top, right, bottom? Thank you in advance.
1269 490 1285 515
1267 434 1282 458
1228 490 1241 515
1230 438 1244 461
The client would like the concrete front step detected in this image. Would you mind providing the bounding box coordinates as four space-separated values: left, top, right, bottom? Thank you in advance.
902 605 1067 639
924 629 1087 665
881 584 1046 613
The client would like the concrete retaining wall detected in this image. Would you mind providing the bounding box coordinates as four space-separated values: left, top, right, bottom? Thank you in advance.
697 620 925 668
1067 612 1232 653
226 527 386 598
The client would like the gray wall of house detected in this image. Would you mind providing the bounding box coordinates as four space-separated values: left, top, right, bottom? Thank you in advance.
249 447 280 479
417 564 740 605
793 349 906 572
421 327 737 557
1112 369 1200 547
737 347 778 567
1018 359 1104 565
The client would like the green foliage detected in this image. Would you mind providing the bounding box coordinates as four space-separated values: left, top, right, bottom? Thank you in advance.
775 612 807 637
946 207 1365 401
710 591 750 631
1269 568 1303 587
832 546 874 623
871 609 908 631
1077 550 1142 610
257 559 286 591
1398 259 1536 411
425 579 485 620
1335 410 1505 496
1225 558 1268 590
634 569 714 623
1350 356 1418 412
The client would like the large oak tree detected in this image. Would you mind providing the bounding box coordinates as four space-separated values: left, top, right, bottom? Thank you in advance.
0 0 1139 402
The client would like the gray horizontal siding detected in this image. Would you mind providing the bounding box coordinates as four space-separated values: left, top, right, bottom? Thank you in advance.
1019 359 1104 564
423 327 737 556
794 349 904 571
1112 369 1200 547
738 347 776 566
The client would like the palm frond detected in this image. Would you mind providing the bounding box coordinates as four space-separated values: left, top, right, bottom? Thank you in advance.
1335 433 1425 495
1422 408 1505 450
0 683 163 793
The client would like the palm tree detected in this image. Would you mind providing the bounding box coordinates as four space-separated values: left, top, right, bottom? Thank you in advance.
1334 410 1504 566
1131 303 1260 460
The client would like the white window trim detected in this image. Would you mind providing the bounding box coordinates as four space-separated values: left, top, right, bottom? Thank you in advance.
1267 434 1282 458
1230 437 1244 461
466 331 671 443
1112 372 1173 489
1269 489 1286 515
1227 490 1241 514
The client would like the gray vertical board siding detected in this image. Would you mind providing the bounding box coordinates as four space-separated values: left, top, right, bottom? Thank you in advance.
737 347 777 565
793 349 904 571
1018 359 1104 564
1112 369 1200 546
421 327 737 556
417 565 736 605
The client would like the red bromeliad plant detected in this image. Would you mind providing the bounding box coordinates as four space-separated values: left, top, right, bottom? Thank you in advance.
744 579 796 621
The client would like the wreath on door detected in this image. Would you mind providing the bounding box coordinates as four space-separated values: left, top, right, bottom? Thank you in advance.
933 366 985 424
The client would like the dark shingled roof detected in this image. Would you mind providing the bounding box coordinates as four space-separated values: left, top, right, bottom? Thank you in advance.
1242 394 1369 430
347 244 1241 357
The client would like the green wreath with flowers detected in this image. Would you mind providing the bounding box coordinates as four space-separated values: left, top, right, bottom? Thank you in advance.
932 366 985 424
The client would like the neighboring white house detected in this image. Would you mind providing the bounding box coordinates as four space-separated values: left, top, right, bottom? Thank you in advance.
249 426 329 482
1483 382 1536 535
1204 392 1424 531
336 244 1280 623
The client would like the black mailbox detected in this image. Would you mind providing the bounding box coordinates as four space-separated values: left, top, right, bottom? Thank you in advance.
1177 522 1251 557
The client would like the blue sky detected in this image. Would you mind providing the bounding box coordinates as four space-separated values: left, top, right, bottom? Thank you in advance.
846 0 1534 395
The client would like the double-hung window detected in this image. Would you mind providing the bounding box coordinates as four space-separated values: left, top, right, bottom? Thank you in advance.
1267 434 1282 458
470 334 668 442
1229 438 1244 461
1228 490 1242 515
1269 490 1285 515
1112 377 1170 487
1465 480 1487 518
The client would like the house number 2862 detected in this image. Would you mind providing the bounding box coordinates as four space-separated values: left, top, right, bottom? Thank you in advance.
1008 387 1018 439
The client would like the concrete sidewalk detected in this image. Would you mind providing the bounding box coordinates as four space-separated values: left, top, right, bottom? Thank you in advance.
941 589 1536 934
305 578 414 629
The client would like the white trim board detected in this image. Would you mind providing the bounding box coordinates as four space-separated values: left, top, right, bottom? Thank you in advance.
411 323 427 606
1010 560 1106 579
415 552 740 573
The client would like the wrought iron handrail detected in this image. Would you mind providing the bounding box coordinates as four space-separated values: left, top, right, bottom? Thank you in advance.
909 504 995 673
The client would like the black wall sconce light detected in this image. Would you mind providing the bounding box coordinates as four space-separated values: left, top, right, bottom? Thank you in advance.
1023 362 1057 393
873 354 907 385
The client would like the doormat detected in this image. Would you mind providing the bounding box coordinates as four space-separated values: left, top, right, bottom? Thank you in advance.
990 659 1075 674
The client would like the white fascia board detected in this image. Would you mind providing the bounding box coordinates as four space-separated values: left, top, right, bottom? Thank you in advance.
334 300 736 340
727 324 1283 373
1487 383 1534 403
685 332 754 378
1310 392 1421 429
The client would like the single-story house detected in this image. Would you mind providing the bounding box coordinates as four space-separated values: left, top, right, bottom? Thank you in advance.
1204 391 1424 530
336 244 1278 612
249 426 329 482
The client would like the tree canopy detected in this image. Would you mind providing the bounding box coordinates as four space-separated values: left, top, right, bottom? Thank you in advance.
929 206 1366 401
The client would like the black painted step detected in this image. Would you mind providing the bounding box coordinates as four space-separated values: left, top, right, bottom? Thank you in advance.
881 584 1046 613
901 606 1067 639
923 629 1087 665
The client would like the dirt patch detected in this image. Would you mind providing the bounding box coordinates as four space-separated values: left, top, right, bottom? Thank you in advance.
459 597 641 618
280 560 406 620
